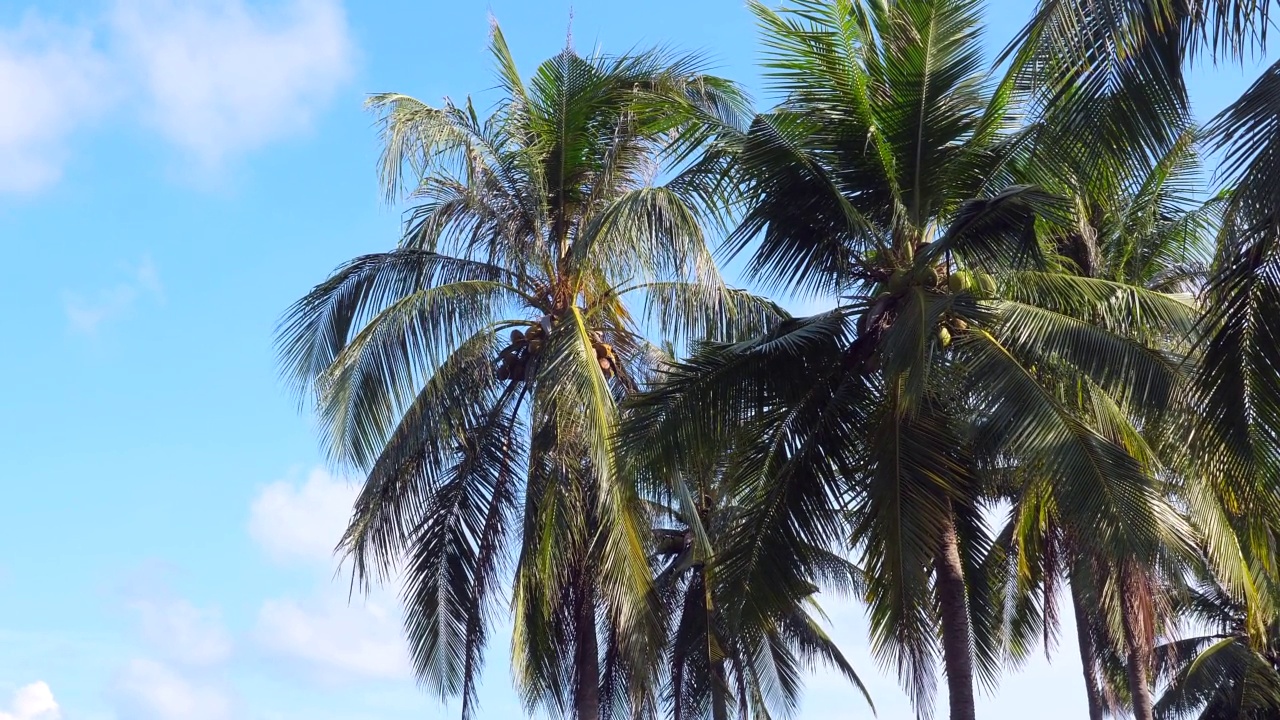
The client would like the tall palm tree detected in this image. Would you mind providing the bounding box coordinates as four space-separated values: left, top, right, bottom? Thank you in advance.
1011 0 1280 635
626 2 1191 719
277 26 776 720
1008 1 1280 716
644 445 873 720
985 128 1217 720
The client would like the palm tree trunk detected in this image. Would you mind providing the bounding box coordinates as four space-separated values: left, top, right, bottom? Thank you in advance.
710 657 729 720
1068 573 1106 720
576 588 601 720
1119 564 1155 720
936 510 977 720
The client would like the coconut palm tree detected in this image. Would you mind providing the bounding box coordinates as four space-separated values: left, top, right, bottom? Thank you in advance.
982 128 1219 720
1007 1 1280 716
644 445 873 720
1155 580 1280 719
1011 0 1280 582
277 26 778 720
624 2 1192 719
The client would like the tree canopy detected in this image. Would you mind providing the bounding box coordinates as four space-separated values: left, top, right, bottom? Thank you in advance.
281 2 1280 720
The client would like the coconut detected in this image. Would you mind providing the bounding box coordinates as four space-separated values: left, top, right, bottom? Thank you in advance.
937 326 952 348
511 329 525 344
948 270 972 293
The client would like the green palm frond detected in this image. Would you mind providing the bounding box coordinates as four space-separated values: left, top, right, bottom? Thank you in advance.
339 329 500 585
278 250 516 401
631 283 787 346
1188 65 1280 592
1154 583 1280 719
1004 0 1193 178
401 388 525 714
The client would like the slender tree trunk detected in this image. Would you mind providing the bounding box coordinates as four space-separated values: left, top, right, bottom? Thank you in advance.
936 510 977 720
1119 564 1155 720
710 657 729 720
1068 573 1106 720
576 586 601 720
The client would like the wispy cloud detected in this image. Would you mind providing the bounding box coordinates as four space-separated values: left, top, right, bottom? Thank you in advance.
0 682 60 720
63 254 162 335
248 467 412 682
105 573 237 720
0 0 354 194
109 659 233 720
110 0 354 170
255 594 410 681
0 14 113 193
248 467 357 566
130 597 233 668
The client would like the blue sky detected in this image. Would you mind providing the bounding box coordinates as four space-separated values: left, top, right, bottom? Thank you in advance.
0 1 1272 719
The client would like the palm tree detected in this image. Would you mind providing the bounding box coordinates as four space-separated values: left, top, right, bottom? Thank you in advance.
277 25 777 720
625 2 1191 719
1011 0 1280 599
984 128 1217 720
1008 1 1280 716
1155 580 1280 719
644 445 873 720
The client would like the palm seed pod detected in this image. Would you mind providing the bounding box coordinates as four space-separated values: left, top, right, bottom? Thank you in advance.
948 270 972 293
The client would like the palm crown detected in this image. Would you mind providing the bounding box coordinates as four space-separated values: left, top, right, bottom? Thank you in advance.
277 25 778 720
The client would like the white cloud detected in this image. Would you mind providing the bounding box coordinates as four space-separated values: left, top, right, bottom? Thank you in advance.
0 0 354 194
249 467 411 681
255 593 410 680
110 0 354 168
64 255 163 335
249 467 357 566
111 659 232 720
0 682 60 720
131 598 233 667
0 14 112 193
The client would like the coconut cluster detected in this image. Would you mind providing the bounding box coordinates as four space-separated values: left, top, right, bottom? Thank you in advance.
495 321 619 382
497 326 540 381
